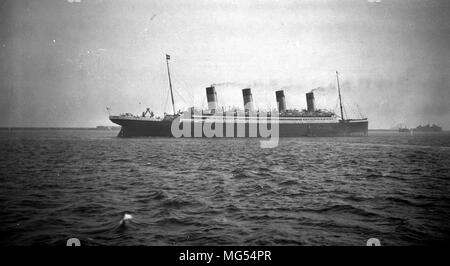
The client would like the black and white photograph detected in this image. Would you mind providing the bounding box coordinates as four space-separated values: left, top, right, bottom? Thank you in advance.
1 0 449 252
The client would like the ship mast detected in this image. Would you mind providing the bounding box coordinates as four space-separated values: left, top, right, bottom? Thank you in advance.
166 54 176 115
336 71 344 121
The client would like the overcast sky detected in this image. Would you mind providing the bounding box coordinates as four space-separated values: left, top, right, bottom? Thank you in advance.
1 0 449 128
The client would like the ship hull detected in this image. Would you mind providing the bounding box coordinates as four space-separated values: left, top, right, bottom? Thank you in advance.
110 118 368 137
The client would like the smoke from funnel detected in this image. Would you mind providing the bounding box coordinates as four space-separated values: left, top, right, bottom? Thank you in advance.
310 87 326 93
211 82 241 87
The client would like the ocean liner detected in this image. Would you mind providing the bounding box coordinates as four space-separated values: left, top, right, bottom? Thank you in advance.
109 55 368 137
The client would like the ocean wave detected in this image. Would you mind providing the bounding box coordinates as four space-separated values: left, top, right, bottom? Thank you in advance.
159 198 200 209
308 204 381 218
1 130 449 245
383 197 435 208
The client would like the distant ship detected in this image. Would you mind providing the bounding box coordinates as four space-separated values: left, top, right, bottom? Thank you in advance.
413 124 442 132
398 124 411 133
398 128 411 133
109 55 368 137
96 126 121 130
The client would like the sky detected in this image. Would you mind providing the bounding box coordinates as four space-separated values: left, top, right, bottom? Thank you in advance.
0 0 449 129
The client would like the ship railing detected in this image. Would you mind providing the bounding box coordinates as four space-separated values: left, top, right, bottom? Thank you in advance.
109 115 162 121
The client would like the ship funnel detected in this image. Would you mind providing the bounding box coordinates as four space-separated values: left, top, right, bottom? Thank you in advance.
275 90 286 112
206 85 218 111
306 92 315 112
242 88 255 112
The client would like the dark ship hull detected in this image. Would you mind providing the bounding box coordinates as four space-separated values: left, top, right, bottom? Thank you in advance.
110 117 368 137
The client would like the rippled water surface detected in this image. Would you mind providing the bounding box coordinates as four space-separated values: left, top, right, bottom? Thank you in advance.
1 129 450 245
